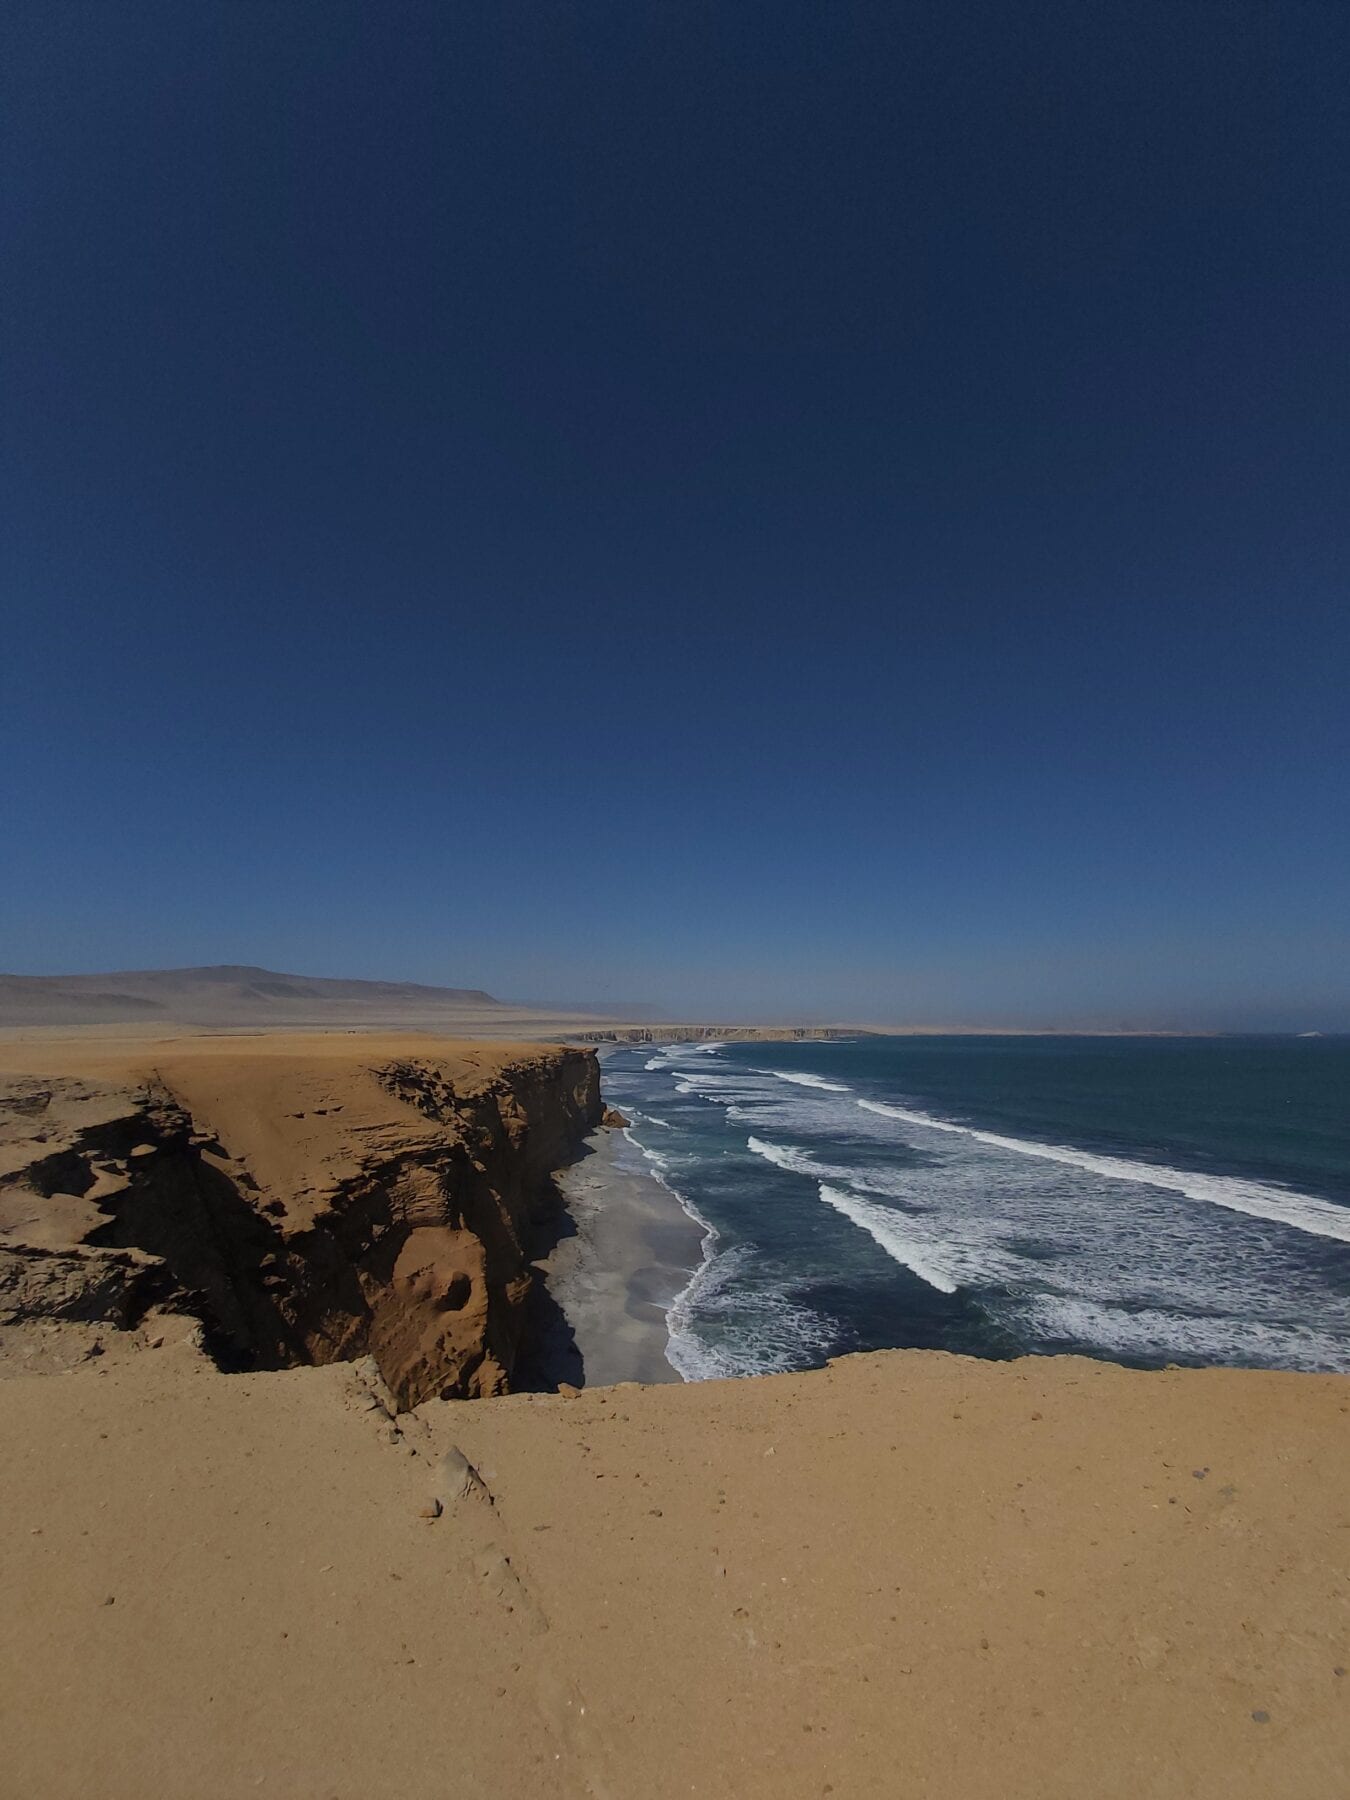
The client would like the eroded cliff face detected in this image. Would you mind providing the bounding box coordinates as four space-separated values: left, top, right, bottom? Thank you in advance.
0 1046 600 1405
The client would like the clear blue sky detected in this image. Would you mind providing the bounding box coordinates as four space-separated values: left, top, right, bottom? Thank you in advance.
3 2 1348 1027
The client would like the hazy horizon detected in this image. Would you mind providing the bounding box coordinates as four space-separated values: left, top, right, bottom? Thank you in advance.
3 5 1347 1035
2 958 1345 1036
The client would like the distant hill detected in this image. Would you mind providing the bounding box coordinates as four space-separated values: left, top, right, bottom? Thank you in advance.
0 965 505 1028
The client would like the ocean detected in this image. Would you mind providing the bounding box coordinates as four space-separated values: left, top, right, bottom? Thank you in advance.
599 1035 1350 1380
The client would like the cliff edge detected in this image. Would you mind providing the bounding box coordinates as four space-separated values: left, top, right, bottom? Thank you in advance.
0 1035 601 1404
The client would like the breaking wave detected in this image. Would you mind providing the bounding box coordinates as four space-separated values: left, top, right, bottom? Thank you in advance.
856 1099 1350 1245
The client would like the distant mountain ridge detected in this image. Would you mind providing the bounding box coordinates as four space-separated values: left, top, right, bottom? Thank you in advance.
0 965 503 1027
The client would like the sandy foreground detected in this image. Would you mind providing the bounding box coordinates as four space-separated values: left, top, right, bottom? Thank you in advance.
2 1029 1349 1796
1 1350 1347 1798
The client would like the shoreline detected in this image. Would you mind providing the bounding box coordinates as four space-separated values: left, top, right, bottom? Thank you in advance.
529 1121 706 1388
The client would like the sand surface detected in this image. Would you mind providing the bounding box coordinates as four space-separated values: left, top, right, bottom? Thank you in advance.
1 1348 1348 1798
0 1028 564 1080
537 1125 703 1386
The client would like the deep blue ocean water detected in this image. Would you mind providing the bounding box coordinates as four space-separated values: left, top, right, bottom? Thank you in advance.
599 1035 1350 1379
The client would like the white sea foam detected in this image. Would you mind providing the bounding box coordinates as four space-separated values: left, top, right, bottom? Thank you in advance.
621 1125 671 1171
817 1183 964 1292
628 1046 1350 1374
623 1121 835 1382
675 1071 780 1103
642 1041 721 1071
746 1136 825 1179
616 1118 722 1382
664 1236 731 1381
665 1239 839 1380
856 1099 1350 1246
752 1068 852 1093
745 1135 929 1205
1012 1293 1350 1373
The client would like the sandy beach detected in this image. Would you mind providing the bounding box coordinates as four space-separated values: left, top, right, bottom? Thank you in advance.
533 1123 704 1387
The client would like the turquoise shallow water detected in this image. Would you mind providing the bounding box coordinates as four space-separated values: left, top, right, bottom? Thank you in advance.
599 1035 1350 1379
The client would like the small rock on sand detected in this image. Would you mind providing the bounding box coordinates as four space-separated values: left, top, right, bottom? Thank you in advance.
436 1445 491 1508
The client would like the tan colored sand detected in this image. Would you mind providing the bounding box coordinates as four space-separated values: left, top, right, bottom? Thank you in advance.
0 1031 553 1220
0 1007 636 1045
0 1028 560 1078
1 1346 1347 1799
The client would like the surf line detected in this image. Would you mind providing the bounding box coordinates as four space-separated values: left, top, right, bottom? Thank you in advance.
617 1118 718 1381
750 1068 852 1093
856 1099 1350 1246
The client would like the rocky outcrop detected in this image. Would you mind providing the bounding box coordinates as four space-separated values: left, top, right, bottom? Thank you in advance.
0 1048 600 1405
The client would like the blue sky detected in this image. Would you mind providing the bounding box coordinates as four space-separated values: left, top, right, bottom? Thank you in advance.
3 2 1348 1027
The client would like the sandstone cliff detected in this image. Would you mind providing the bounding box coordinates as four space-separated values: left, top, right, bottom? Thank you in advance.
0 1039 600 1405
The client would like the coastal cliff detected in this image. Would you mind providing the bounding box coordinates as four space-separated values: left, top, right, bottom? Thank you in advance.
0 1040 600 1405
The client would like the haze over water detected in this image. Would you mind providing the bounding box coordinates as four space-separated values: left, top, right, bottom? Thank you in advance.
603 1036 1350 1379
